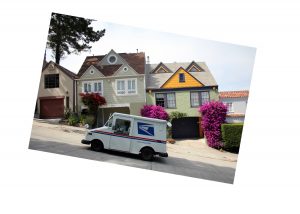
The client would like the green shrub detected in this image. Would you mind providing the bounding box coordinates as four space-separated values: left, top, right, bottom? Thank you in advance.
64 107 71 119
221 124 244 150
68 113 79 126
80 114 87 125
85 114 96 127
169 111 188 122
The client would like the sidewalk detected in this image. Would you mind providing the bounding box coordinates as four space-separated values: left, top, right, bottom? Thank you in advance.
32 118 87 135
167 139 238 168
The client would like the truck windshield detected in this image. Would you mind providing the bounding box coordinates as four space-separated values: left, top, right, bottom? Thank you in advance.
104 115 113 128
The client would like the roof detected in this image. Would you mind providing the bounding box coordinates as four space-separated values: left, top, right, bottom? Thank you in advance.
43 61 77 79
219 90 249 98
145 62 218 89
77 52 145 77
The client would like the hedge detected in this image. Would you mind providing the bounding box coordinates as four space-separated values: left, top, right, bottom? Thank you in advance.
221 123 244 150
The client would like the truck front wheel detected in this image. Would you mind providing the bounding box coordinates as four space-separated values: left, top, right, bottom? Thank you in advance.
91 140 104 152
140 147 154 161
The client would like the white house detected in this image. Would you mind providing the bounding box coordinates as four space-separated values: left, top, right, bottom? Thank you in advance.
219 90 249 123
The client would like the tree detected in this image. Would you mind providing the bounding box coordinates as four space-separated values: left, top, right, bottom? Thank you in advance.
80 93 106 114
80 93 106 127
47 12 105 64
140 105 169 121
199 101 227 149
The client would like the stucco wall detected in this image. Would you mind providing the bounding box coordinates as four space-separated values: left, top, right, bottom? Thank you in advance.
37 64 74 114
146 89 219 116
219 97 248 114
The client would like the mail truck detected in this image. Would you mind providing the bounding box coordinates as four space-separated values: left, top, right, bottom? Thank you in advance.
81 113 169 161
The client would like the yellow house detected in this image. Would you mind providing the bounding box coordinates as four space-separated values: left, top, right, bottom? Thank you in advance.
146 61 219 138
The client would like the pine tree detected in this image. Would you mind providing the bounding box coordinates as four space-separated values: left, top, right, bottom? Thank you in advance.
47 12 105 64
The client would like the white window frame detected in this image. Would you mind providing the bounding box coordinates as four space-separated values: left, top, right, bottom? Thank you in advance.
82 80 104 95
115 78 137 96
224 102 234 113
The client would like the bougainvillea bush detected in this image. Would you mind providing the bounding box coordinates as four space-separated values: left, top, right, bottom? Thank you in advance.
80 92 106 114
199 101 227 149
140 105 169 121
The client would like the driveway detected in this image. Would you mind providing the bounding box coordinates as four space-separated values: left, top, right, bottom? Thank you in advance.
28 119 237 184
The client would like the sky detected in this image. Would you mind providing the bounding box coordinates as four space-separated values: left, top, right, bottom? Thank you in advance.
45 21 256 91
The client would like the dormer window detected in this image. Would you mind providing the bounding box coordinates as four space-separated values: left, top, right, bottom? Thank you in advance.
179 73 185 82
190 67 198 72
107 54 117 64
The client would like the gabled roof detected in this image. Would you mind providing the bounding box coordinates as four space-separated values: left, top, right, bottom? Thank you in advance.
186 61 205 72
77 52 145 77
150 62 172 73
160 66 204 88
145 61 218 89
43 61 77 79
219 90 249 98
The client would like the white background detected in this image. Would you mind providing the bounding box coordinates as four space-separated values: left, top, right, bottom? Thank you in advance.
1 0 300 213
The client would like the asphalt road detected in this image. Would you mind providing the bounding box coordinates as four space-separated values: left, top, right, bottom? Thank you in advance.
29 121 236 184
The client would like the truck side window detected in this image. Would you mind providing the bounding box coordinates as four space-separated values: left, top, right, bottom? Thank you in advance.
114 119 131 136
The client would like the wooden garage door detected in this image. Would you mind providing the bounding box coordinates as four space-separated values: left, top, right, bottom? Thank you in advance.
40 98 64 119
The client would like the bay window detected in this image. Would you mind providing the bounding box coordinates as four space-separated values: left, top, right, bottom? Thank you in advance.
116 78 137 95
82 80 103 95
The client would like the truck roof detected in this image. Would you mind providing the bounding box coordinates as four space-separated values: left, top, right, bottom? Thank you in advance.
112 112 168 124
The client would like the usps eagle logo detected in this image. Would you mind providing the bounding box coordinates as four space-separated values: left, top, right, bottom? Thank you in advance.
137 122 155 136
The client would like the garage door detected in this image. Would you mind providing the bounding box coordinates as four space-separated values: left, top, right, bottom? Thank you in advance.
171 117 201 139
40 97 64 119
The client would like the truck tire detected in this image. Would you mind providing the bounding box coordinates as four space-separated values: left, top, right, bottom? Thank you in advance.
140 147 154 161
91 140 104 152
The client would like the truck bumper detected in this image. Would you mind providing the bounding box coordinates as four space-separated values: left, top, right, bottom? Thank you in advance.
157 152 168 158
81 139 91 145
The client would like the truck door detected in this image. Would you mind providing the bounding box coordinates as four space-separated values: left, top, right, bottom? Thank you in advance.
109 117 133 152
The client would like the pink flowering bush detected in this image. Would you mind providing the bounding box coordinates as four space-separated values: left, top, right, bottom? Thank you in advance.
140 105 169 121
199 101 227 149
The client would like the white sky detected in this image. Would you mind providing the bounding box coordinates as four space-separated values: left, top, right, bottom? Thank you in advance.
46 21 256 91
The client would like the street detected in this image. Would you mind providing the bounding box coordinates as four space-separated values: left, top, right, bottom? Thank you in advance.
29 120 237 184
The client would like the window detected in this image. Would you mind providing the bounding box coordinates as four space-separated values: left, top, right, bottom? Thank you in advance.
117 80 125 95
201 92 209 105
66 96 69 109
155 93 176 108
225 102 234 113
190 91 210 107
123 66 128 72
127 79 136 94
82 81 103 95
189 66 200 72
45 74 59 88
179 73 185 82
104 115 113 128
116 79 137 95
114 119 131 135
108 55 117 64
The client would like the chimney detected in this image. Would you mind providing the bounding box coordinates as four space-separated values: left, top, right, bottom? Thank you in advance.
146 56 150 64
136 49 138 53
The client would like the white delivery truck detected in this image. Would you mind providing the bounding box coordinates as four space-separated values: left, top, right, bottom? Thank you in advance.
81 113 169 161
